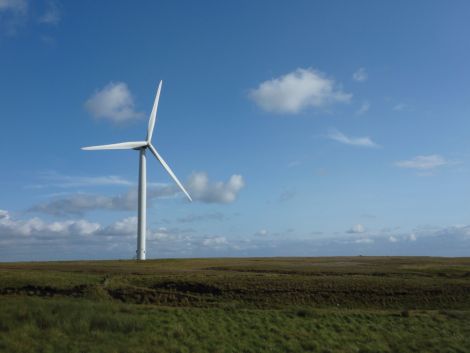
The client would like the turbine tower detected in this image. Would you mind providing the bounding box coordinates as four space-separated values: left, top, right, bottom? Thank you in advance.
82 81 192 260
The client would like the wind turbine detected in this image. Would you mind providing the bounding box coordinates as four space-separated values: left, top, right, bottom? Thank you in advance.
82 81 192 260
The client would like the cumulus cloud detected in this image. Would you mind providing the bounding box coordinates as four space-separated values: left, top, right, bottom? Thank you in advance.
2 208 470 260
39 0 61 25
432 225 470 240
31 172 244 215
328 129 379 148
395 155 449 170
95 219 189 243
100 217 136 236
147 227 180 241
347 224 365 234
339 223 470 253
202 236 228 247
85 82 144 122
0 209 200 260
0 210 190 243
187 172 244 204
249 68 351 114
353 68 368 82
0 209 100 237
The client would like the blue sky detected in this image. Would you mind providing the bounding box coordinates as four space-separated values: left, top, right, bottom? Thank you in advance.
1 0 470 261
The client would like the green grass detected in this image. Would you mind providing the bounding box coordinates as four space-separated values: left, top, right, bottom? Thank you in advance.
1 297 469 353
0 257 469 352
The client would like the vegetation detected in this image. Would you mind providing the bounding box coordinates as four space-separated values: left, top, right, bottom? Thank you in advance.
0 257 469 352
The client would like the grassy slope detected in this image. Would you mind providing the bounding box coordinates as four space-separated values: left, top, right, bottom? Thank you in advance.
0 257 469 352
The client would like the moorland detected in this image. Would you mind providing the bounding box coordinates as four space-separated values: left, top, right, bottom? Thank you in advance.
0 256 469 352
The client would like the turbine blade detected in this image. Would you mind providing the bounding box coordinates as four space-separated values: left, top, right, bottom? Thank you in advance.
146 80 163 143
81 141 147 150
148 144 192 202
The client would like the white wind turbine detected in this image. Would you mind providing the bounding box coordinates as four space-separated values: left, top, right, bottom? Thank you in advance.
82 81 192 260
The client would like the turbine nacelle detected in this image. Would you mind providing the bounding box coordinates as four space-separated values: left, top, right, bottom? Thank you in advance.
134 142 149 151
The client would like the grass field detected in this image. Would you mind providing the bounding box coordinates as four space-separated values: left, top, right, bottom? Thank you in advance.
0 257 469 352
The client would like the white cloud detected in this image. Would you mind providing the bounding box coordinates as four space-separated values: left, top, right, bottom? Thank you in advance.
0 0 27 13
249 68 351 114
187 172 244 204
96 218 187 243
2 208 470 260
147 227 175 241
31 172 245 215
347 224 365 234
0 209 100 237
353 68 368 82
255 229 269 237
0 210 201 260
202 236 228 247
356 101 370 115
0 210 9 219
416 224 470 239
0 210 187 243
85 82 144 122
39 0 60 25
101 217 136 236
395 155 448 170
328 129 379 148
